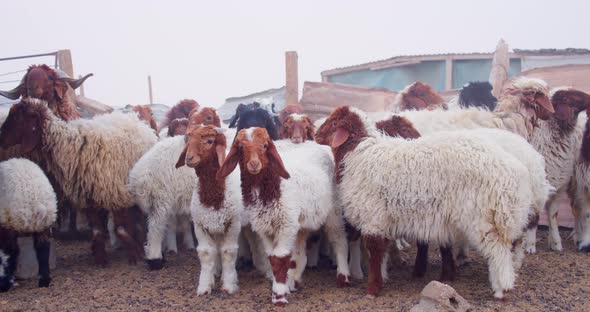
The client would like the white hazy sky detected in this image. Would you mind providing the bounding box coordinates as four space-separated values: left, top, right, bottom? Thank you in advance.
2 0 589 108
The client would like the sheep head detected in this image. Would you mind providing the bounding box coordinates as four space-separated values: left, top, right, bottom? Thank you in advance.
188 107 221 130
162 99 199 129
500 77 554 120
167 118 189 137
0 64 92 102
132 105 158 132
279 103 304 124
217 127 289 179
550 88 590 121
398 81 446 111
176 125 227 170
0 98 47 153
458 81 498 110
315 106 368 148
280 113 314 144
375 115 421 139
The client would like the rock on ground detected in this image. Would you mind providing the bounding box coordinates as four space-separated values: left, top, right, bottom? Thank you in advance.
410 281 472 312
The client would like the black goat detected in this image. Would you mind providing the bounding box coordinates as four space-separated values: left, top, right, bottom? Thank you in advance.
228 102 281 141
458 81 498 111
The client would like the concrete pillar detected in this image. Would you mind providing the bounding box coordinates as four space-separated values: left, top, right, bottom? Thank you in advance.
445 57 453 90
15 237 57 279
285 51 299 105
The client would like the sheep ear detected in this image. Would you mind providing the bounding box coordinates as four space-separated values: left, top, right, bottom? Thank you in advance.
535 93 554 114
217 143 240 180
331 128 349 148
54 80 69 100
175 145 188 168
215 144 226 168
305 117 315 140
267 141 290 179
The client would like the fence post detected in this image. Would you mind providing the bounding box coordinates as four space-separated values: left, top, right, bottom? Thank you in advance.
285 51 299 105
148 75 154 104
57 49 74 78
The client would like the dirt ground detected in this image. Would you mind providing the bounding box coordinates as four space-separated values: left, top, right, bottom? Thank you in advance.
1 227 588 312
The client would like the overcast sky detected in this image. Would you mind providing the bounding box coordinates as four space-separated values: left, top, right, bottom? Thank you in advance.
2 0 589 108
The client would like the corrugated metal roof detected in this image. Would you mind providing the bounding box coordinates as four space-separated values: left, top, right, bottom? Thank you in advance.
322 48 590 76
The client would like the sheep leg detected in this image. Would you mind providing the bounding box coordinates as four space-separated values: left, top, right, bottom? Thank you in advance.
305 233 320 268
412 241 428 278
323 210 351 287
220 221 240 294
346 221 364 280
512 238 525 271
107 214 121 250
193 226 217 296
439 245 456 282
571 193 590 252
86 207 109 267
164 219 178 255
242 226 271 278
145 211 169 270
182 220 196 251
545 195 563 251
524 212 539 254
265 229 297 306
288 230 308 292
364 234 388 297
0 229 19 292
33 230 52 288
129 205 146 250
112 209 143 264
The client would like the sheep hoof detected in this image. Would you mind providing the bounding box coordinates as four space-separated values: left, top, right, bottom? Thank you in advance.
146 258 165 270
272 292 288 306
38 277 51 288
221 285 239 295
525 245 536 254
197 287 212 296
337 274 352 287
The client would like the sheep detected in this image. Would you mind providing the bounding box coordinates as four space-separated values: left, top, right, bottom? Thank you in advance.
534 88 590 252
0 98 157 266
572 109 590 252
392 81 447 112
0 158 57 292
131 105 158 133
160 99 199 130
458 81 498 111
278 103 304 125
217 127 351 306
175 125 244 295
315 106 534 299
129 108 222 269
280 113 314 144
0 64 92 121
228 103 281 140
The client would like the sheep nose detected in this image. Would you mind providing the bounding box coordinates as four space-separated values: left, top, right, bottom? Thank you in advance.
291 136 302 143
250 161 260 170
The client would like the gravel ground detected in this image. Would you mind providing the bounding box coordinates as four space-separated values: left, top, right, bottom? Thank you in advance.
1 228 589 312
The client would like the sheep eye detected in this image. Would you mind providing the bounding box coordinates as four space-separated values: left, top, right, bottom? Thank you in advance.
207 116 212 120
207 139 214 144
263 143 268 149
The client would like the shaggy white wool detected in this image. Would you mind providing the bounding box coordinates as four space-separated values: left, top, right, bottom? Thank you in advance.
42 109 157 210
289 113 304 121
510 77 548 93
0 158 57 232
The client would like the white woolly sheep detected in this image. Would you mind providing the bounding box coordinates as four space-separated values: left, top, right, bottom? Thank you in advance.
0 158 57 292
316 106 534 299
175 125 244 295
0 98 157 266
217 128 352 306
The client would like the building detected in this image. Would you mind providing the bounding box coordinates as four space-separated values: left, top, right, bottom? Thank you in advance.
217 86 286 123
320 48 590 93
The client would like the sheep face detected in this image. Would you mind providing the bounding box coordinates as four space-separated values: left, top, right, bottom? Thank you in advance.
132 105 158 132
279 103 304 124
162 99 199 128
280 114 314 144
375 116 421 139
503 82 554 120
217 127 289 179
315 106 368 148
176 125 226 169
188 107 221 130
0 99 45 153
167 118 189 137
402 81 446 111
551 89 590 121
0 64 92 102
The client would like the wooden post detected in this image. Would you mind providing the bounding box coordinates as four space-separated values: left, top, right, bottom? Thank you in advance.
78 75 85 97
148 75 153 104
56 49 74 77
285 51 299 105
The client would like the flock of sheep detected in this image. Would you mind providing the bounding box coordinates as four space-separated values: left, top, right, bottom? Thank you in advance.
0 64 590 307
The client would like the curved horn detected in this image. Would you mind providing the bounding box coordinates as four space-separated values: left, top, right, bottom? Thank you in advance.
61 73 93 90
0 83 24 100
